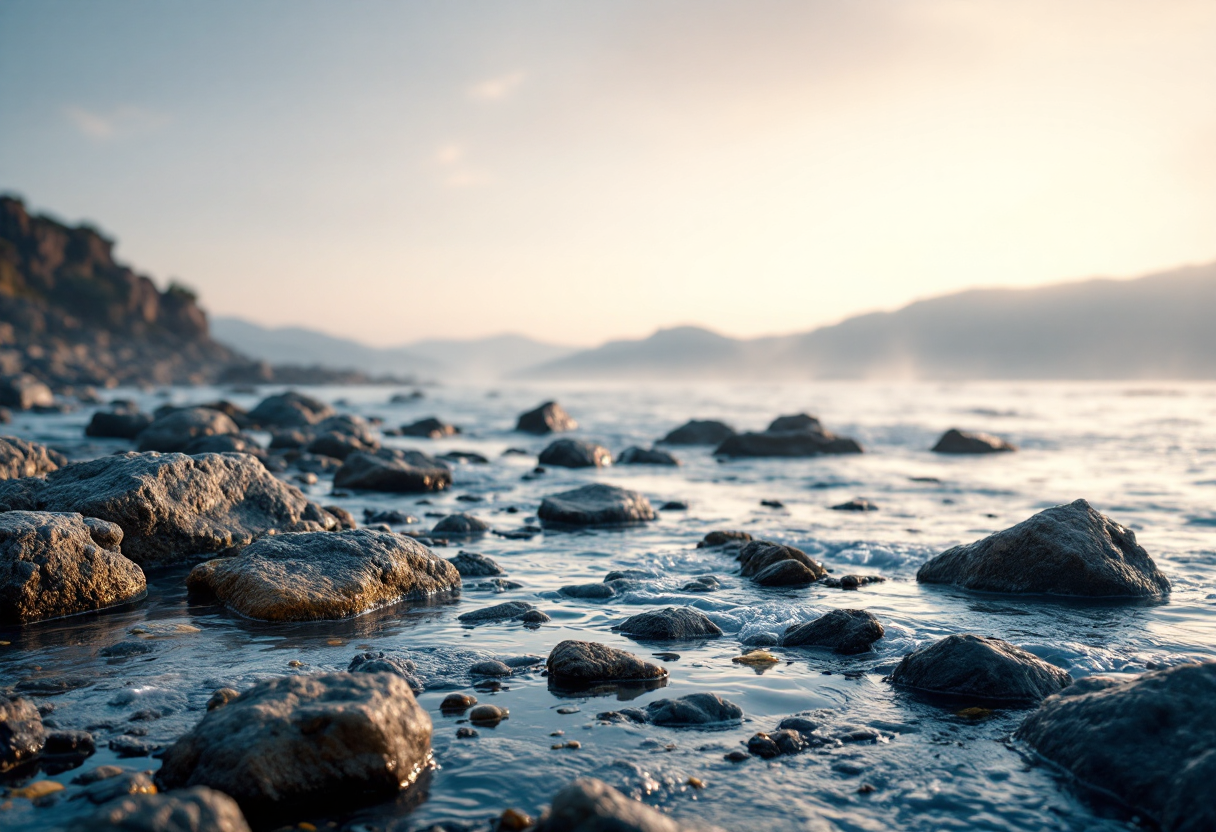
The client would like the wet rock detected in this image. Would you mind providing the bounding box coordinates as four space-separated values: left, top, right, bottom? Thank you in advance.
333 449 453 493
156 672 431 821
697 530 752 549
559 582 620 600
738 540 826 584
109 736 159 756
0 695 44 773
538 484 656 526
100 640 156 658
306 430 375 460
616 447 680 466
520 609 551 625
888 634 1071 704
0 436 65 480
347 652 423 692
455 726 478 739
538 438 611 468
781 609 885 654
468 704 508 725
777 715 819 734
440 450 489 465
760 499 785 508
440 693 476 711
917 499 1170 597
182 433 265 457
206 688 239 711
470 660 513 677
458 601 540 625
247 391 334 428
748 729 808 758
432 513 491 535
831 497 878 512
660 500 688 511
86 407 153 440
595 708 647 723
361 508 415 526
447 551 502 577
75 770 158 804
324 505 357 529
0 373 54 410
932 428 1016 454
400 417 461 438
1 511 144 624
546 641 667 684
768 414 822 432
516 401 577 434
659 419 736 445
136 407 240 453
646 693 741 726
0 451 337 566
187 529 460 621
1015 661 1216 832
680 575 721 592
535 777 723 832
617 607 722 640
71 786 252 832
42 729 94 759
714 414 863 458
822 574 886 590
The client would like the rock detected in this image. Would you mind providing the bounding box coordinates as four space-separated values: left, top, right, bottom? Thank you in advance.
546 640 667 684
659 419 736 445
333 449 452 493
400 417 460 438
136 407 239 453
206 688 239 710
347 652 422 692
1015 661 1216 832
918 499 1169 597
535 778 722 832
714 414 862 458
0 695 44 773
617 607 722 640
697 530 752 549
831 497 878 512
616 447 680 466
748 729 809 758
470 660 513 677
455 726 478 738
71 787 252 832
247 391 334 428
767 413 822 432
538 484 655 526
187 529 460 621
432 513 491 535
781 609 885 654
86 407 153 439
516 401 577 434
440 450 489 465
0 511 145 624
0 374 54 410
560 582 620 600
646 693 741 726
447 551 502 577
440 693 476 711
43 729 94 757
0 452 337 566
458 601 538 625
660 500 688 511
888 634 1072 703
753 559 823 586
156 672 431 821
0 436 65 480
538 438 611 468
182 433 265 457
468 704 508 725
100 640 156 657
681 575 720 592
110 736 159 757
520 609 551 625
932 428 1016 454
738 540 826 580
324 505 357 529
306 431 375 460
822 574 885 590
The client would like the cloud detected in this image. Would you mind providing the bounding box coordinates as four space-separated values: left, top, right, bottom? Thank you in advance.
64 105 169 139
433 142 490 187
467 71 525 101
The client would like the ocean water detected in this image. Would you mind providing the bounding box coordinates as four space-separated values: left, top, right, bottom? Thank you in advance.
3 380 1214 831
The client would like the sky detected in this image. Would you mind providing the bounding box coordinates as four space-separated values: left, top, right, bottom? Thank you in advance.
1 1 1214 348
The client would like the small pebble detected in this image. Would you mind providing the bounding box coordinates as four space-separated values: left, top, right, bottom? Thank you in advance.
687 777 705 789
556 706 580 715
499 808 533 831
456 727 479 739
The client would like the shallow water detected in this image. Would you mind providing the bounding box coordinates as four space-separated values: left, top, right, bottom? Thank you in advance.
3 381 1215 831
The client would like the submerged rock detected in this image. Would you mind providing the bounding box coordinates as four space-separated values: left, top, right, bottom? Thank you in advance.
780 609 885 654
0 695 44 773
400 417 460 438
715 413 862 458
917 499 1170 597
447 551 503 577
1015 661 1216 832
547 640 667 684
516 401 577 434
538 438 611 468
0 436 65 480
458 601 541 625
932 428 1016 454
0 452 336 566
738 540 826 583
72 786 252 832
697 530 752 549
157 672 431 821
431 513 491 535
535 778 723 832
831 497 878 512
538 484 656 526
136 407 239 453
86 408 153 440
646 693 741 726
616 447 680 466
888 634 1071 704
347 652 422 692
659 419 736 445
753 559 822 586
0 511 145 624
187 529 460 621
334 449 452 493
247 391 334 428
617 607 722 640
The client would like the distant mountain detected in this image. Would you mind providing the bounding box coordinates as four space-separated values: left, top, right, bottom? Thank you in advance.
404 335 576 379
520 262 1216 380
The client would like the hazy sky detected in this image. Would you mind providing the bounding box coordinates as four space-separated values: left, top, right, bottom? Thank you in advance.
2 1 1214 347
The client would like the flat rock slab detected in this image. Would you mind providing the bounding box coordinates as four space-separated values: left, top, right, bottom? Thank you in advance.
932 428 1016 454
156 672 431 823
536 778 724 832
888 634 1071 704
917 499 1170 597
188 529 460 621
538 439 612 468
0 436 65 480
781 609 885 654
547 640 668 683
617 607 722 640
1 511 145 624
0 452 337 566
1016 661 1216 832
538 484 655 526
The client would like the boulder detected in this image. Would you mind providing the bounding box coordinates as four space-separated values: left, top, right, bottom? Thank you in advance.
431 513 490 535
917 499 1170 597
617 607 722 640
538 484 655 526
535 778 723 832
1015 662 1216 832
247 391 334 428
767 413 822 432
516 401 577 434
780 609 885 654
86 408 153 439
646 693 742 726
333 449 452 493
1 511 145 624
187 529 460 621
156 672 431 822
447 551 502 577
616 447 680 466
0 452 337 566
136 407 240 453
0 373 54 410
538 438 611 468
0 695 44 773
932 428 1016 454
400 417 460 438
0 436 65 480
71 787 252 832
659 419 736 445
888 634 1071 704
546 640 667 684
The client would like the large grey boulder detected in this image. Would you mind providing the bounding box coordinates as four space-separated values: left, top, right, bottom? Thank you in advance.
333 449 452 493
0 373 54 410
538 438 612 468
247 391 334 428
659 419 736 445
0 695 44 773
0 436 65 480
86 407 153 440
156 672 431 821
516 401 577 434
1 511 145 624
536 778 724 832
888 634 1071 704
917 499 1170 597
187 529 460 621
646 693 742 726
71 787 251 832
932 428 1016 454
0 452 337 566
547 640 667 684
136 407 240 453
714 414 862 458
617 607 722 640
1016 662 1216 832
538 484 655 526
781 609 885 654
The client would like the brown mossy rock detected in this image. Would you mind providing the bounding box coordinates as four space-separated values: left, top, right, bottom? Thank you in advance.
333 449 452 493
156 672 431 823
187 529 460 621
888 633 1071 704
0 436 66 480
71 786 252 832
0 452 337 566
535 777 724 832
516 401 577 434
932 428 1016 454
136 407 239 453
538 484 655 526
0 511 145 624
546 640 667 683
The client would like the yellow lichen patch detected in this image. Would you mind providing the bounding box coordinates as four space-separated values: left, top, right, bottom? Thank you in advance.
732 650 779 666
9 781 64 800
